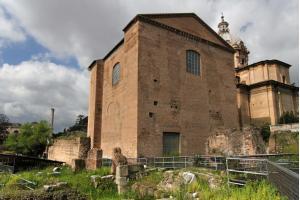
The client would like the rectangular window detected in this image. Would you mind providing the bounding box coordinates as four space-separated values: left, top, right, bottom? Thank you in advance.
186 50 200 76
112 63 120 85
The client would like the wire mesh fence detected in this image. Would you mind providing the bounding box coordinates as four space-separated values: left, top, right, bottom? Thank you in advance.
267 160 299 200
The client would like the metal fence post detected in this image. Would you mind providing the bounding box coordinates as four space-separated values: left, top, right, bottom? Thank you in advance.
226 157 229 187
172 157 175 169
215 156 217 170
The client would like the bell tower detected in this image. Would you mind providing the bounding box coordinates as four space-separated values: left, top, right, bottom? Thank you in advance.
218 14 230 42
218 14 249 68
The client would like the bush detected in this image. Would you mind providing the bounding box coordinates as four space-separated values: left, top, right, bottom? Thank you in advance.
279 111 299 124
260 123 271 143
4 121 51 156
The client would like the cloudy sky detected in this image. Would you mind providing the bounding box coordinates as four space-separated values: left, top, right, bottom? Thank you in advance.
0 0 298 132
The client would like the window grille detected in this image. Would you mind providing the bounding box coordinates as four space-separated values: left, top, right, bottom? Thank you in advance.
112 63 120 85
186 50 200 76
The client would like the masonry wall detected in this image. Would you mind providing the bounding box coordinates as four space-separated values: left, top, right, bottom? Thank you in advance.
278 87 296 115
249 86 277 125
137 21 239 157
87 61 104 149
237 64 290 85
100 22 139 158
151 16 226 47
206 127 266 155
48 137 90 165
237 87 251 126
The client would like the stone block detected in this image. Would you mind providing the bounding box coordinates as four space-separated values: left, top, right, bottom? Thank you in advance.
116 165 128 177
117 184 128 194
115 177 127 185
71 159 85 172
128 164 143 174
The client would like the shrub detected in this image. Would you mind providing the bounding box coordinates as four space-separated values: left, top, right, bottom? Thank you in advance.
260 123 271 143
279 111 299 124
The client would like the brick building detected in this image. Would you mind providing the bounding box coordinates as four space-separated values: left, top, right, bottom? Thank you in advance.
87 13 240 158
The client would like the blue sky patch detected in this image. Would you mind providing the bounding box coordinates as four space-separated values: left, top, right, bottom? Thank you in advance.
0 35 80 68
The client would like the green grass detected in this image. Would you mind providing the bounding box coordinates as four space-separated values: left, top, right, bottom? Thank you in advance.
0 166 286 200
276 131 299 154
177 178 286 200
0 166 123 200
131 167 286 200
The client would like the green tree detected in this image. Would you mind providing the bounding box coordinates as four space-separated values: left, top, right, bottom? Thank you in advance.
0 114 9 144
68 115 88 132
4 121 51 156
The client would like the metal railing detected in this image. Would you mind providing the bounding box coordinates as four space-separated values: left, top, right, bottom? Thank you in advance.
226 157 268 186
194 155 226 170
150 156 193 168
267 160 299 200
101 157 148 167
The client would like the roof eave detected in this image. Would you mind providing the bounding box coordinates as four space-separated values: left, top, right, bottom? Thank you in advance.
88 59 102 71
123 14 235 53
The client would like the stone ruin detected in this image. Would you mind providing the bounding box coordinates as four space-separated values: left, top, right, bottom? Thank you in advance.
206 126 266 155
111 147 129 194
71 148 102 172
111 147 128 175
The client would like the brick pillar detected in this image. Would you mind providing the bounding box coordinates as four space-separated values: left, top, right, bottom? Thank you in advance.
87 60 104 149
86 148 103 170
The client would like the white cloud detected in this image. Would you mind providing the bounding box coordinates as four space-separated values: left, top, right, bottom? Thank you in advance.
0 60 88 131
1 0 298 82
0 5 25 47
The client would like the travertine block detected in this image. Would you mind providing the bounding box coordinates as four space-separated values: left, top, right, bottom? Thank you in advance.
116 165 128 177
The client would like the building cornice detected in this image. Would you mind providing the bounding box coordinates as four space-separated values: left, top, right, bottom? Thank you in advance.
235 59 291 72
237 80 299 92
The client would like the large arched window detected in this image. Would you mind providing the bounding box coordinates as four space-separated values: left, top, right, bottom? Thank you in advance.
186 50 200 76
112 63 120 85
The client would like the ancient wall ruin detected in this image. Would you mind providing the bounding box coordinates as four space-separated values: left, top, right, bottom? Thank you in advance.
48 137 90 165
206 127 266 155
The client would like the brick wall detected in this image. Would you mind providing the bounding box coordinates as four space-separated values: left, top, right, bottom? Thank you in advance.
137 20 239 157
